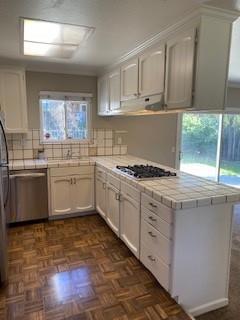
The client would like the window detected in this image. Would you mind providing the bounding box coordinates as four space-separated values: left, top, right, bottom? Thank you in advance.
39 92 92 143
179 113 240 187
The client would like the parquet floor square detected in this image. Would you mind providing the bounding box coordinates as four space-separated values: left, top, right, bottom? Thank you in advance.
0 214 191 320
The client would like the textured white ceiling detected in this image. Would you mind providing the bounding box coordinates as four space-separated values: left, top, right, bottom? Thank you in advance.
0 0 210 75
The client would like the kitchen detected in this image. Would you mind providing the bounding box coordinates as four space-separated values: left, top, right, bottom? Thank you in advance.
1 0 240 319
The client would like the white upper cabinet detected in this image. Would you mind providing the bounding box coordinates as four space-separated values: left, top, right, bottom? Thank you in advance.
109 69 121 112
0 68 28 132
98 7 237 115
97 75 109 115
165 28 196 109
194 14 235 111
139 44 165 97
121 58 139 101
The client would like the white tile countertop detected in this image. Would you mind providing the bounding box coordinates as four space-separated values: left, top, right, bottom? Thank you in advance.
9 155 240 210
9 158 96 170
94 155 240 210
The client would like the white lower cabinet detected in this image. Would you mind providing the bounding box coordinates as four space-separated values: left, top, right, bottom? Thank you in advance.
141 220 171 265
54 164 233 317
140 243 170 291
120 187 140 258
95 168 141 258
50 176 72 215
49 166 95 216
72 175 94 212
106 183 120 235
140 193 173 292
96 176 107 219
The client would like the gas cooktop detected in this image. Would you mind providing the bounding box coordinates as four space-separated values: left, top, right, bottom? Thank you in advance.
115 164 177 180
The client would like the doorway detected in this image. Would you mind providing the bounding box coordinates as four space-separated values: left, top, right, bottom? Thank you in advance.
178 113 240 187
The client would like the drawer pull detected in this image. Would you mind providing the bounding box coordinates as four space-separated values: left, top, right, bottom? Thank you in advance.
148 255 156 262
102 182 106 189
149 216 157 222
148 231 157 238
149 202 157 208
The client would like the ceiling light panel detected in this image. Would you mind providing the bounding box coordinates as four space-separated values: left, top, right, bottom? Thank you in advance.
24 42 77 58
22 18 95 58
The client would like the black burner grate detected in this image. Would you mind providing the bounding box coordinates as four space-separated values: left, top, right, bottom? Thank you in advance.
116 164 177 179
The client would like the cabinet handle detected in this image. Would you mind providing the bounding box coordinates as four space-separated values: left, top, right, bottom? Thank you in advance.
149 202 157 208
148 231 157 238
148 255 156 262
115 193 120 201
149 216 157 222
102 182 106 190
70 178 73 184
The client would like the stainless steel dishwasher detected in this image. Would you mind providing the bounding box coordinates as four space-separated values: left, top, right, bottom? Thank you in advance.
8 169 48 223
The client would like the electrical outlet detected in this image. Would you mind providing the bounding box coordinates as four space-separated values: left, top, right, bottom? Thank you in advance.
117 137 122 145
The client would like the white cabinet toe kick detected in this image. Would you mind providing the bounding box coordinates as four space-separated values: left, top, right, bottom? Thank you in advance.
95 166 234 317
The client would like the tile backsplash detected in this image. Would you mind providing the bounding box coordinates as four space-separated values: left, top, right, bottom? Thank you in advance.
7 129 128 160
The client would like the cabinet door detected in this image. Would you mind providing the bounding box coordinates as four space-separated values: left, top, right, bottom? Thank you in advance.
97 75 109 115
72 174 95 212
121 58 139 101
165 28 196 109
120 194 140 258
96 177 106 219
106 184 120 235
139 44 165 97
50 176 72 215
109 69 121 112
0 69 28 132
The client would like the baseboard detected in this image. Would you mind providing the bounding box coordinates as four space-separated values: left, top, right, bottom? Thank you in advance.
188 298 228 317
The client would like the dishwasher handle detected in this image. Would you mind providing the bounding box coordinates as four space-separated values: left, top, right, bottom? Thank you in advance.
10 173 46 179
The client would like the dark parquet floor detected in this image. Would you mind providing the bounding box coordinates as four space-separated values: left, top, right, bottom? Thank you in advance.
197 205 240 320
0 214 191 320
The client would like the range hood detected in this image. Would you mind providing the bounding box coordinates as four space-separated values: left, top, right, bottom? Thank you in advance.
112 94 165 115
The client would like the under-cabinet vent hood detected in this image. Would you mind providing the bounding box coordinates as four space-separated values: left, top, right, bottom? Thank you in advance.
114 94 165 115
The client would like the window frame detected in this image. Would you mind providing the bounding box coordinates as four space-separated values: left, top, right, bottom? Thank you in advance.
39 91 93 144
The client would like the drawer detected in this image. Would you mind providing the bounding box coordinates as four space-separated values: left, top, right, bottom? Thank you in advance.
140 243 170 291
96 167 107 181
142 207 172 239
121 181 140 202
142 193 173 224
107 173 120 190
50 166 94 177
141 219 171 265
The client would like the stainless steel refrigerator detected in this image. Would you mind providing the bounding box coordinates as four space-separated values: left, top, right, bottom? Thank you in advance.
0 118 9 285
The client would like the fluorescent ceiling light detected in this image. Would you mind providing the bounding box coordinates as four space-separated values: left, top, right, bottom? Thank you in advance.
22 18 95 58
24 42 77 58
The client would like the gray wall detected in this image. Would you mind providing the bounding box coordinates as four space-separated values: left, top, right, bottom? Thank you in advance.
226 87 240 109
26 71 178 167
